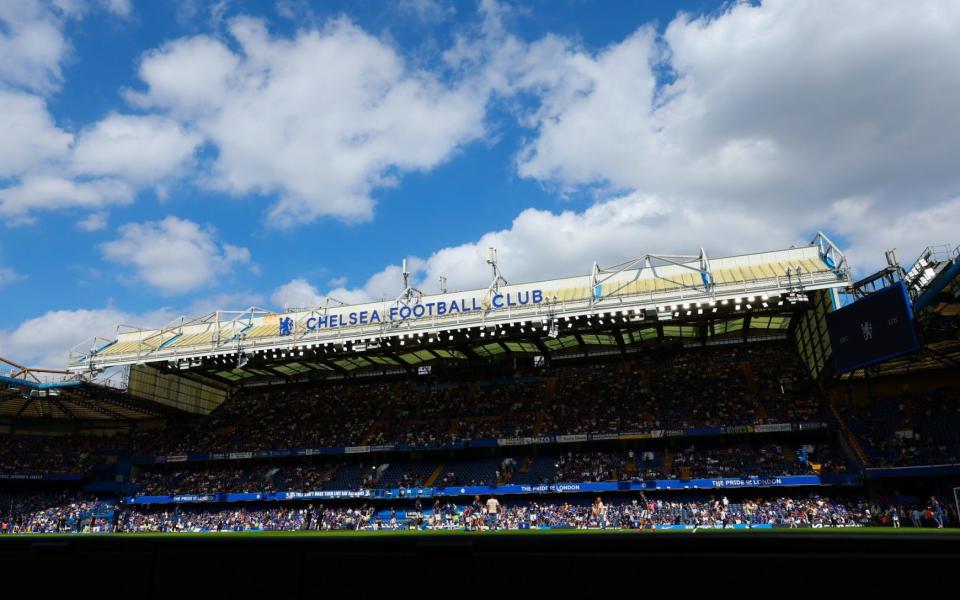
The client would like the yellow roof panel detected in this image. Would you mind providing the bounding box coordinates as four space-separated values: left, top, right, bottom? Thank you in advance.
169 332 214 347
99 341 142 355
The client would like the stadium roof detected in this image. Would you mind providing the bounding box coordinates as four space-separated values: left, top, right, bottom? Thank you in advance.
906 244 960 316
62 234 850 390
0 357 174 420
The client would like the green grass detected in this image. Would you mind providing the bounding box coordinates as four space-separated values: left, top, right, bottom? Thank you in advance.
2 527 955 539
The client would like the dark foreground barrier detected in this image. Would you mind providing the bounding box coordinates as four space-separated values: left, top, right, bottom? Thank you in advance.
2 531 958 596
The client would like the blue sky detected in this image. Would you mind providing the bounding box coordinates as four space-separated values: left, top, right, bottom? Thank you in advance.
1 0 959 367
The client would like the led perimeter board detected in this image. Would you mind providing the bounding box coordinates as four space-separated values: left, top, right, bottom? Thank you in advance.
826 282 920 373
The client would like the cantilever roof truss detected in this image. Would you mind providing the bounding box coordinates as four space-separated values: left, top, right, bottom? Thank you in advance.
68 235 850 374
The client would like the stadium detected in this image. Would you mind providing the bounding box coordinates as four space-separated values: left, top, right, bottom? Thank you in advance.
3 233 960 589
5 0 960 593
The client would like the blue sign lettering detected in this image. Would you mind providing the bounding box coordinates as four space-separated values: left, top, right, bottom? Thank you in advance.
299 289 546 331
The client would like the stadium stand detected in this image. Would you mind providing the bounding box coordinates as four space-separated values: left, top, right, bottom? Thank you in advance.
1 341 954 494
111 343 830 456
2 239 958 562
1 343 844 476
122 438 847 497
0 434 104 475
841 389 960 467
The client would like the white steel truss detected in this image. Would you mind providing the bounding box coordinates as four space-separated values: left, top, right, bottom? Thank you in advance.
68 237 851 372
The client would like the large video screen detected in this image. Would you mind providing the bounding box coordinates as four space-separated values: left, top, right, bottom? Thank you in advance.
826 282 920 373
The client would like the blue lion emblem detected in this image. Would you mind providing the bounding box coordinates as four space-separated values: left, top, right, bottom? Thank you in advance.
279 317 294 336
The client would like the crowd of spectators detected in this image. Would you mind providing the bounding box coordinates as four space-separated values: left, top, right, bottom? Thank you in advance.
4 345 958 478
0 434 109 475
118 506 309 532
136 465 281 495
2 491 953 533
0 492 114 533
483 495 908 529
118 504 402 532
842 389 960 467
126 440 848 497
122 344 825 457
2 344 825 473
542 345 821 436
134 461 348 494
128 380 387 455
548 443 846 484
664 443 840 479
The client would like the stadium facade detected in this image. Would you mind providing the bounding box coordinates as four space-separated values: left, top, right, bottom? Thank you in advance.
2 233 959 540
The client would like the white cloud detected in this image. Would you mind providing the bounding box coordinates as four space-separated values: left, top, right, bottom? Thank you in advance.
0 176 133 222
828 197 960 272
184 291 267 316
0 90 72 178
0 5 181 225
0 1 72 93
129 15 486 225
0 266 22 287
271 278 324 310
331 264 412 304
0 305 174 370
100 216 253 294
449 0 960 272
0 109 203 223
0 4 206 224
270 262 419 310
71 113 202 183
125 35 239 118
76 211 108 232
512 1 960 208
397 0 455 24
98 0 131 18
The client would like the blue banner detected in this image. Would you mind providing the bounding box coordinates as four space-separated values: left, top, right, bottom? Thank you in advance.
126 489 374 504
433 475 838 496
122 474 856 505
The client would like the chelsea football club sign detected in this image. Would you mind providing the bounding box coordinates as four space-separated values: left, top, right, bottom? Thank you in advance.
278 290 545 335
